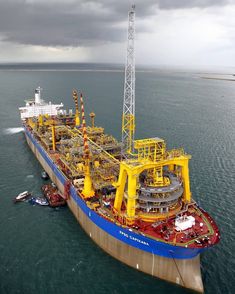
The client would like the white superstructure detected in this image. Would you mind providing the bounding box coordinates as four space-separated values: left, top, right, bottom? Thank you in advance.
34 86 42 104
19 87 64 120
175 215 196 231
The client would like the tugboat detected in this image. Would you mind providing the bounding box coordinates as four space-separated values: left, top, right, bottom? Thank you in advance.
42 184 66 207
13 191 31 203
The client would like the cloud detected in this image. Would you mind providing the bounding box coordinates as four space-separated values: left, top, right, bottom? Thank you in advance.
0 0 233 48
0 0 234 67
0 0 158 47
157 0 231 10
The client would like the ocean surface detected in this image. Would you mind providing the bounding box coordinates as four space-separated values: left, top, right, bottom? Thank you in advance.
0 63 234 294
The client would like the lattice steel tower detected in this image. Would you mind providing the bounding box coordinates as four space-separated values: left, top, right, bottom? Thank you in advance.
121 5 135 157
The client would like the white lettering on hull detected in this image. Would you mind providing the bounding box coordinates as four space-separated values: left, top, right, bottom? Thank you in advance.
119 230 150 246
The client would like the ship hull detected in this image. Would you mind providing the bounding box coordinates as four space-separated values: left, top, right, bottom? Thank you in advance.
24 127 204 292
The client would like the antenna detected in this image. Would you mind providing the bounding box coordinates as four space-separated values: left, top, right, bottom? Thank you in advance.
121 5 135 157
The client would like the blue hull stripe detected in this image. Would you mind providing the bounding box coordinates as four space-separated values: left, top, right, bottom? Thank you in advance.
25 127 206 259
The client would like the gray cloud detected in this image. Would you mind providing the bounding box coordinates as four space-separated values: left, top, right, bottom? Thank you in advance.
0 0 233 47
157 0 231 9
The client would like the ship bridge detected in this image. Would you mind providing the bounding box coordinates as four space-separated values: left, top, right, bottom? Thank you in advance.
19 87 63 120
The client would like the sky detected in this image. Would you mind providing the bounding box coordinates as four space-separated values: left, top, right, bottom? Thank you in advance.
0 0 235 69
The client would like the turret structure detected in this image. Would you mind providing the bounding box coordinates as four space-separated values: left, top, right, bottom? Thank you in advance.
115 6 192 224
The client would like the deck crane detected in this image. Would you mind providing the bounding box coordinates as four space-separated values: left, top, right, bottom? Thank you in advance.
121 5 135 157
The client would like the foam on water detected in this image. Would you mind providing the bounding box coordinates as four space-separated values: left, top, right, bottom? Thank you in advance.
3 127 24 135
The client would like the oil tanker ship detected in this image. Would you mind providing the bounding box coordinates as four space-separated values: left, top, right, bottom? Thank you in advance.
19 7 219 293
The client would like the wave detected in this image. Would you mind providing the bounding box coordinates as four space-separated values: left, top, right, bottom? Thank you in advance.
3 127 24 135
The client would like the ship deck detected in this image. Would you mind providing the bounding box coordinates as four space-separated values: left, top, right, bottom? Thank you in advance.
23 118 220 251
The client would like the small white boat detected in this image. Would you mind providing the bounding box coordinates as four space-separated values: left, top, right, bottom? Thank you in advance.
13 191 31 203
29 197 49 206
41 171 49 180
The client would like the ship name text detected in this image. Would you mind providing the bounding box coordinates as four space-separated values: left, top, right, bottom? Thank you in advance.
119 230 149 246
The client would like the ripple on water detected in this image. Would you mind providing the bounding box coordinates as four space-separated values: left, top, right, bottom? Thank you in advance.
26 174 34 179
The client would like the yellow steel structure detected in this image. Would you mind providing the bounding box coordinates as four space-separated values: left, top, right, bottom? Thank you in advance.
66 128 119 167
73 90 80 127
89 112 95 128
122 113 135 154
134 138 166 186
114 138 191 223
27 118 36 129
38 114 43 127
82 163 95 198
51 123 56 151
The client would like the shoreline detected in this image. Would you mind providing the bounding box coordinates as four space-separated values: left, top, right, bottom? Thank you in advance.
200 76 235 82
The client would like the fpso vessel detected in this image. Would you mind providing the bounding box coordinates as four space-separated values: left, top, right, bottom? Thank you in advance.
19 8 219 293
